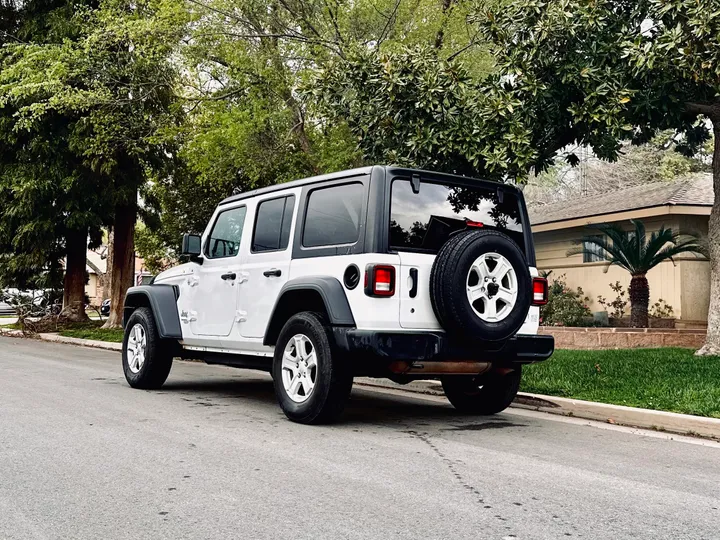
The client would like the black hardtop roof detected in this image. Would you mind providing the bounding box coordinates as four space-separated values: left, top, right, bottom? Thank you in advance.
218 165 519 206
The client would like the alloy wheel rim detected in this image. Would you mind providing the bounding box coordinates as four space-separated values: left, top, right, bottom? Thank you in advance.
126 323 147 374
466 252 518 323
281 334 318 403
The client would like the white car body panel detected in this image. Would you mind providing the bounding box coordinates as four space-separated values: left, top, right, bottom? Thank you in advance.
153 174 541 357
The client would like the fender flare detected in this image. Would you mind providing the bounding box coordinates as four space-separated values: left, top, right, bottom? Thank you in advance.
123 285 182 340
264 277 355 345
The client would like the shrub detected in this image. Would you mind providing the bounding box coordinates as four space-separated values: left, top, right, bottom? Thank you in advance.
596 281 628 319
649 299 674 319
540 274 592 327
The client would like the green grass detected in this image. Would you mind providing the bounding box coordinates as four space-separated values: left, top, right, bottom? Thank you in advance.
522 348 720 418
58 321 124 343
1 322 21 329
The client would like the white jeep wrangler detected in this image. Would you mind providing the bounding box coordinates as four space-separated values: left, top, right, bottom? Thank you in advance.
122 166 553 424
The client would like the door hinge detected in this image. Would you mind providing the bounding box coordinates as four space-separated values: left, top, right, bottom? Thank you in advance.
235 310 247 323
180 310 198 324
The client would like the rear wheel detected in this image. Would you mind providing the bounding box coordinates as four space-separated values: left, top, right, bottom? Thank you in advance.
122 307 173 389
272 312 353 424
442 368 521 415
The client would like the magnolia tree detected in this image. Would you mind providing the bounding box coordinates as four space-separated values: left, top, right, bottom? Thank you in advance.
474 0 720 355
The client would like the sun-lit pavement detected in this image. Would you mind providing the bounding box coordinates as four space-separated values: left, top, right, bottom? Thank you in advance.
1 336 718 540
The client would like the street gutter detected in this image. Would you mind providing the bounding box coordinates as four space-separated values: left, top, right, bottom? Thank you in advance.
2 330 719 441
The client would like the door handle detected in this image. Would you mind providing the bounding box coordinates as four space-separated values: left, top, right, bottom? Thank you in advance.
263 269 282 277
221 272 237 281
409 268 419 298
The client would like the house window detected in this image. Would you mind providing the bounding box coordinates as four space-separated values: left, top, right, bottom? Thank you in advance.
583 235 604 263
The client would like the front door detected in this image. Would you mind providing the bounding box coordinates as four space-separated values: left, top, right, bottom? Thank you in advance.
190 205 248 337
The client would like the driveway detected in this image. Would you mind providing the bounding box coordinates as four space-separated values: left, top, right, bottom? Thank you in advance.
1 336 718 540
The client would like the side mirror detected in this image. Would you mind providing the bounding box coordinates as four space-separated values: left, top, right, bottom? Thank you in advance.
181 233 202 257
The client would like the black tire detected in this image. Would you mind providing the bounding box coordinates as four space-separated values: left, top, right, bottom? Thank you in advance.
442 368 522 415
430 229 531 341
122 307 173 390
272 312 353 425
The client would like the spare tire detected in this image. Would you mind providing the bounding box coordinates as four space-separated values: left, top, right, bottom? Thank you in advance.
430 229 531 341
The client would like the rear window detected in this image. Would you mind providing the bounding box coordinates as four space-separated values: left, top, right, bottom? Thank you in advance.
303 183 363 247
390 179 524 253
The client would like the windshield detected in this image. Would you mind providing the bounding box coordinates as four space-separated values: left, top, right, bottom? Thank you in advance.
389 179 524 254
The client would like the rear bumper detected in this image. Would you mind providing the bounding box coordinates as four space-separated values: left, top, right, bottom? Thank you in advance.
333 329 554 367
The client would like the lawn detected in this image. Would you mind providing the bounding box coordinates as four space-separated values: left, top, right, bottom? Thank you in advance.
521 348 720 418
59 321 124 343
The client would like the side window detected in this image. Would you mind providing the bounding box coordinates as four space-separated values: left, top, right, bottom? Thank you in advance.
252 195 296 252
206 206 247 259
302 183 363 248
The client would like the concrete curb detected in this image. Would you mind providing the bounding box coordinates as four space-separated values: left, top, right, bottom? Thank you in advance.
0 327 25 338
355 377 720 441
38 333 122 351
3 331 719 440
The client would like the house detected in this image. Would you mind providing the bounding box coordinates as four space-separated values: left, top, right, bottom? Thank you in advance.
529 174 713 325
85 248 154 307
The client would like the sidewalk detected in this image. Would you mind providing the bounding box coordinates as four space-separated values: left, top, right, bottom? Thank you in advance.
3 329 719 441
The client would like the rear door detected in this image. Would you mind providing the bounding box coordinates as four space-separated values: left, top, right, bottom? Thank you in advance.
389 177 527 330
239 193 297 339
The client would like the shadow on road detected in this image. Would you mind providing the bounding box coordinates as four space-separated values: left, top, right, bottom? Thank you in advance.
156 374 526 431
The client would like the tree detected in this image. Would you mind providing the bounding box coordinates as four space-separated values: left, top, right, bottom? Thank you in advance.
473 0 720 354
0 0 107 321
143 0 482 255
308 44 535 180
570 220 705 328
524 136 711 206
0 0 189 327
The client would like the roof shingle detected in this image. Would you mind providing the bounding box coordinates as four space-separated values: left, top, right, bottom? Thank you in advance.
528 174 714 226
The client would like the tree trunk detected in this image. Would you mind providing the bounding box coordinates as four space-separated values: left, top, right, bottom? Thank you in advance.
697 123 720 355
102 202 137 329
629 273 649 328
60 228 89 322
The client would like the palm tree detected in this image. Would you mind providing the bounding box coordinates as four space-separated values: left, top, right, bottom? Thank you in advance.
569 220 706 328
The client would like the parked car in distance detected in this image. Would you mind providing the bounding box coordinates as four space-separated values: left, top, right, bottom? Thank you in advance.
0 299 13 315
121 166 554 424
100 299 111 316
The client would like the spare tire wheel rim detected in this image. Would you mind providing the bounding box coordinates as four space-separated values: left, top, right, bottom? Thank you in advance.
466 252 518 323
282 334 318 403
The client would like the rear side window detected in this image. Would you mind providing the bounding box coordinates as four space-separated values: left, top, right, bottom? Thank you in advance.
252 195 296 252
206 206 247 259
390 179 524 254
302 183 363 247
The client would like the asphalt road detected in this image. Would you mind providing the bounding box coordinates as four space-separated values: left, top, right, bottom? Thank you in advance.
1 336 719 540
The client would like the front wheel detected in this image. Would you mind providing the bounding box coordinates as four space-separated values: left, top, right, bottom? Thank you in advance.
122 307 173 389
272 312 353 424
442 368 521 415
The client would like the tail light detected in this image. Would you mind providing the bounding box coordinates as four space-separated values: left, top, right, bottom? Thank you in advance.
364 264 396 297
532 277 548 306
